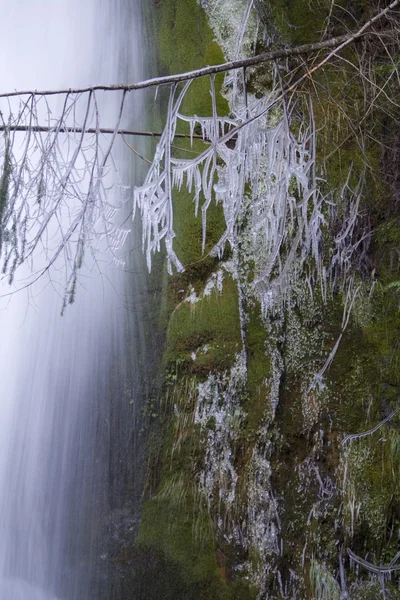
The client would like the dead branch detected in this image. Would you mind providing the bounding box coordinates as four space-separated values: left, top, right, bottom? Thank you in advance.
0 0 397 100
0 125 204 139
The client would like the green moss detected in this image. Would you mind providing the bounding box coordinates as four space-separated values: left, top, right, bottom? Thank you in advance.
154 0 231 294
309 560 340 600
360 287 400 399
170 140 227 270
138 374 257 599
351 580 400 600
269 0 333 45
343 439 393 543
157 0 228 117
165 274 242 374
137 493 218 583
242 301 272 433
137 377 222 591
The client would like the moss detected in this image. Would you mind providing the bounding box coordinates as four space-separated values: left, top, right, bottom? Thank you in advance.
154 0 231 298
138 373 257 599
137 375 222 591
343 438 394 543
309 560 341 600
170 141 228 274
137 494 219 583
269 0 333 45
359 286 400 400
157 0 227 117
351 580 400 600
165 274 242 374
242 301 272 434
122 544 227 600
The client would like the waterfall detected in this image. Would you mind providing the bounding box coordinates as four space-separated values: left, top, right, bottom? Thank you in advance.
0 1 151 598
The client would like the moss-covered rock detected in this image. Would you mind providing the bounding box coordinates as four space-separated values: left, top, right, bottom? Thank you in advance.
136 0 400 597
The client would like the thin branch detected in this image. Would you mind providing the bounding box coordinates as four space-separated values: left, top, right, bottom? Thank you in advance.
121 134 152 164
347 548 400 575
342 405 400 445
0 124 205 139
1 3 398 100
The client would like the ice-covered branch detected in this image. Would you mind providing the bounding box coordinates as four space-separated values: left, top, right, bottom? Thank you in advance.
0 91 131 298
342 406 400 445
0 0 397 303
347 548 400 575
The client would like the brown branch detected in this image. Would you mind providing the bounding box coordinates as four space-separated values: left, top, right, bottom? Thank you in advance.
121 134 152 164
0 125 205 139
0 1 398 100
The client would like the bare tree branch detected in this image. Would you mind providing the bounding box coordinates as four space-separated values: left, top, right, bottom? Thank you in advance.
0 125 204 139
0 0 397 100
0 0 398 306
342 406 400 445
347 548 400 575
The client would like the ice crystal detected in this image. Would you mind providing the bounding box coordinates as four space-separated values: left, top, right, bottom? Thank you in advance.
133 77 326 315
202 0 259 63
243 439 281 590
195 351 247 509
194 352 281 592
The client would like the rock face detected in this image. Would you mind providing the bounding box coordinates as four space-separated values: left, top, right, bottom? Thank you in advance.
132 1 400 598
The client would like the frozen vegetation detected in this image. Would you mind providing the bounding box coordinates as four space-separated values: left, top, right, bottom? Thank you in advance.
133 0 400 598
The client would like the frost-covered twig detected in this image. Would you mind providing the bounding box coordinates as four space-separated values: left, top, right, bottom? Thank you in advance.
0 90 131 299
342 406 400 445
309 282 361 390
347 548 400 575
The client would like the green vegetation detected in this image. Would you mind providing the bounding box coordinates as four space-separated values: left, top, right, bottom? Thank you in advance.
165 274 241 374
133 1 258 597
242 302 271 433
156 0 228 117
309 560 341 600
134 0 400 597
137 491 219 584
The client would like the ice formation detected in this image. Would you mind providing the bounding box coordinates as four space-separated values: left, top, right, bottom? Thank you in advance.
132 0 369 595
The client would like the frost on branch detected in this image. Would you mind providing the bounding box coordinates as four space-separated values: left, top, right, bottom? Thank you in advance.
133 72 327 312
0 90 130 301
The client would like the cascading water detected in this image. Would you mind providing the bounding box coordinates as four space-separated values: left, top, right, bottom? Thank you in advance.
0 1 152 599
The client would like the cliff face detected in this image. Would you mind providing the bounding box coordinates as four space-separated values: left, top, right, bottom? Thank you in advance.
130 1 400 598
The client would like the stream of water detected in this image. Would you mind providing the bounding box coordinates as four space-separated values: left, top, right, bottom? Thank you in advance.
0 1 150 598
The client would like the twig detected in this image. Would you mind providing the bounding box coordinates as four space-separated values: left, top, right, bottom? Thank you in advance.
121 134 151 164
347 548 400 575
342 405 400 445
0 125 205 139
1 6 398 101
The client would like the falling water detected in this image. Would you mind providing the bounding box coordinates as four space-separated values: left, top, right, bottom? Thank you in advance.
0 1 152 599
